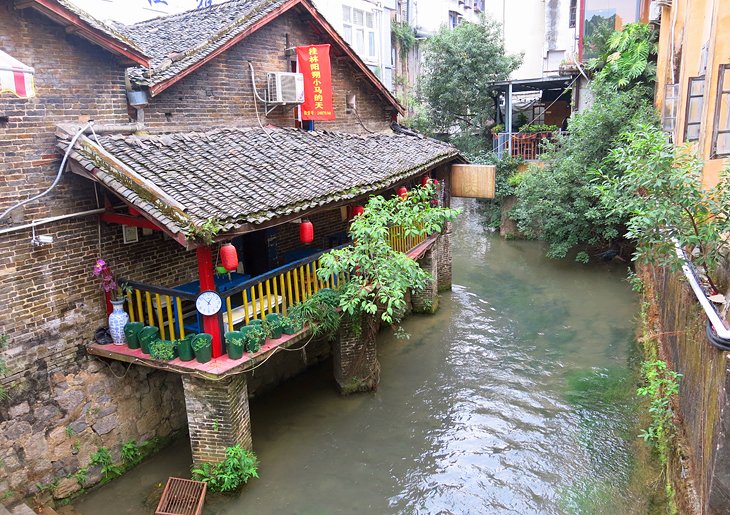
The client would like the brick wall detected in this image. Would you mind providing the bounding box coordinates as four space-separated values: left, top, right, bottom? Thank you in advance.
411 246 438 314
182 375 252 465
142 6 395 133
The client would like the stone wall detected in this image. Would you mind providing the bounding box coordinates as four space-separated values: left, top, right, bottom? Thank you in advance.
640 264 729 513
0 358 186 504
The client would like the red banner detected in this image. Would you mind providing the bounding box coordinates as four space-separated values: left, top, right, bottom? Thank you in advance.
297 44 335 121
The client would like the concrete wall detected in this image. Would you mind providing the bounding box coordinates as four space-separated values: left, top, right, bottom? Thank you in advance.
640 263 730 513
655 0 730 187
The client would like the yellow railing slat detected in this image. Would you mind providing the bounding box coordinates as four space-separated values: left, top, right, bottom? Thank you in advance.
165 295 175 340
176 297 185 339
292 269 300 304
145 291 154 326
136 289 144 325
257 283 265 319
155 293 166 340
226 296 233 332
243 289 250 325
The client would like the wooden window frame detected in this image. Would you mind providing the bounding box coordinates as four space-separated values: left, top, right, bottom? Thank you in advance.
712 64 730 158
684 75 705 142
569 0 577 28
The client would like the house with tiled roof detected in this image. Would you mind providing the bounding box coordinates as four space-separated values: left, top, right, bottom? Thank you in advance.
0 0 462 504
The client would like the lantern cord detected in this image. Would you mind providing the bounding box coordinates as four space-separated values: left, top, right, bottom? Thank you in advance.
352 108 376 134
0 121 93 222
247 61 276 145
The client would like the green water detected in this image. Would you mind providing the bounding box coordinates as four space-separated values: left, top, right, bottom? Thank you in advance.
74 199 661 514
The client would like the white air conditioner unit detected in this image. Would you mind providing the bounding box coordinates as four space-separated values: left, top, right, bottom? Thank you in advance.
267 72 305 105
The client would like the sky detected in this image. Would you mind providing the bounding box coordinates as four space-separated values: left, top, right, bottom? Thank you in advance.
68 0 221 24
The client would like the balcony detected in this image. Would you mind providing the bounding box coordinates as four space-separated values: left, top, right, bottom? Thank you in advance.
492 129 567 161
87 226 432 377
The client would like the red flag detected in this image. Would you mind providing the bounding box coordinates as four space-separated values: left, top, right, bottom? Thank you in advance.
297 44 335 121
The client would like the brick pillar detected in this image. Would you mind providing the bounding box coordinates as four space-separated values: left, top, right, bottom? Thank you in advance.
333 314 379 394
436 228 453 293
411 246 439 314
182 374 252 466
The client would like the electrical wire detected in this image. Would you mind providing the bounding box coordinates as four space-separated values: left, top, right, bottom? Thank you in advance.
1 121 93 221
353 108 376 134
247 61 276 145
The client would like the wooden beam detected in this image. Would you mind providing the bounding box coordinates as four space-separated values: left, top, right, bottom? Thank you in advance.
99 212 163 231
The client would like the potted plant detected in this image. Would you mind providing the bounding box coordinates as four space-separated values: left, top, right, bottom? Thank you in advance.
225 331 245 360
138 326 159 355
265 313 283 339
242 325 266 354
92 259 131 345
149 340 176 361
279 315 302 335
123 322 144 349
192 333 213 363
177 334 195 361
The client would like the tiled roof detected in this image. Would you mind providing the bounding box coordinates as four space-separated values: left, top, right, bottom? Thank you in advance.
58 126 461 241
25 0 148 62
121 0 291 87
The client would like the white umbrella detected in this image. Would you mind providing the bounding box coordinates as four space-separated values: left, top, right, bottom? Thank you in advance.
0 49 35 98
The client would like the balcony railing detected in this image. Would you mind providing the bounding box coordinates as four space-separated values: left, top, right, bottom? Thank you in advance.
121 225 429 339
493 131 567 160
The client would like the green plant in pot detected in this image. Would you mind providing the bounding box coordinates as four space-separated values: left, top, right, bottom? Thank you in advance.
123 322 144 349
225 331 245 360
149 340 176 361
264 313 283 339
242 325 266 354
279 315 302 335
192 333 213 363
138 326 159 355
177 334 195 361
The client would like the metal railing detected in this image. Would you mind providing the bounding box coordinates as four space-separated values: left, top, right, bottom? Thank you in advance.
493 130 567 160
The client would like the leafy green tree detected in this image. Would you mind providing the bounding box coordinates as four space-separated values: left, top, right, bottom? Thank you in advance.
599 124 730 290
419 15 522 141
509 22 658 262
318 183 459 327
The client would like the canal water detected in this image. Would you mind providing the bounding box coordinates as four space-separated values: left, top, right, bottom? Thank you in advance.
75 199 661 514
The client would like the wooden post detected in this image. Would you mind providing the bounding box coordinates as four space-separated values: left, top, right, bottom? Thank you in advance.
196 245 223 358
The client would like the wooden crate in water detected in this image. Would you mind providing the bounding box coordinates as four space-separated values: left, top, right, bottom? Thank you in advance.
155 477 207 515
450 164 496 199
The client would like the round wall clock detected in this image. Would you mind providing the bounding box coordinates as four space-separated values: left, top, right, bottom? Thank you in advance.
196 290 222 316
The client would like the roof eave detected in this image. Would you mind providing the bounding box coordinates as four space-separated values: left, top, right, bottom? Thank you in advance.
19 0 150 66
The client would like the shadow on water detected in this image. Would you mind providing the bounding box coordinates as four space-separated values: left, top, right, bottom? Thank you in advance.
74 199 663 514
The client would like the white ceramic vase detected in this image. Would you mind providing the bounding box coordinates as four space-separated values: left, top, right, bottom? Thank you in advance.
109 299 129 345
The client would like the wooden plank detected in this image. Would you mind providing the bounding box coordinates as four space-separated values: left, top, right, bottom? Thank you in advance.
450 164 496 199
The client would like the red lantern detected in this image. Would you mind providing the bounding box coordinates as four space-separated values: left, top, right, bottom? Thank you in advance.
397 186 408 199
433 179 439 185
300 220 314 244
352 205 365 218
220 243 238 272
420 175 430 186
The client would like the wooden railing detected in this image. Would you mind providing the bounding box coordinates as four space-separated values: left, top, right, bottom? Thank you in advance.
120 226 430 338
387 225 426 253
124 281 195 341
493 131 567 160
220 248 345 332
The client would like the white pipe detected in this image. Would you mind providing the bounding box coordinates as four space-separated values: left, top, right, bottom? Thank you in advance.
0 121 93 221
0 208 107 236
673 238 730 339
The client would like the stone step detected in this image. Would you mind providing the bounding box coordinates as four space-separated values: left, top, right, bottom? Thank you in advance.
0 504 10 515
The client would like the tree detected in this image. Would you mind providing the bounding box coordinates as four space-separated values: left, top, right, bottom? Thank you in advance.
419 16 522 141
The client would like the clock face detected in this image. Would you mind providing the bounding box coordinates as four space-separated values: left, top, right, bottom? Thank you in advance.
196 290 222 316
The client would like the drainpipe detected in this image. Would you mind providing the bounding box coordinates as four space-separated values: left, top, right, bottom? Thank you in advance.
673 238 730 349
506 82 513 157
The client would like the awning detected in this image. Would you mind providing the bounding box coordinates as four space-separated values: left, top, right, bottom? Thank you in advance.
0 49 35 98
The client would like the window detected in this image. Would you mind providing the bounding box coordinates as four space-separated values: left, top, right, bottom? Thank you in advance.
712 64 730 157
569 0 577 28
448 10 461 29
342 6 376 60
662 83 679 135
684 76 705 142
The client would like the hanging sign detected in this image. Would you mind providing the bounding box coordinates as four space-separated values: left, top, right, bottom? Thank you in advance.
0 49 35 99
296 44 335 121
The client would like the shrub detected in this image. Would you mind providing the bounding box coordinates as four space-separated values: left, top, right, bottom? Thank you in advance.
191 445 258 493
288 289 342 339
